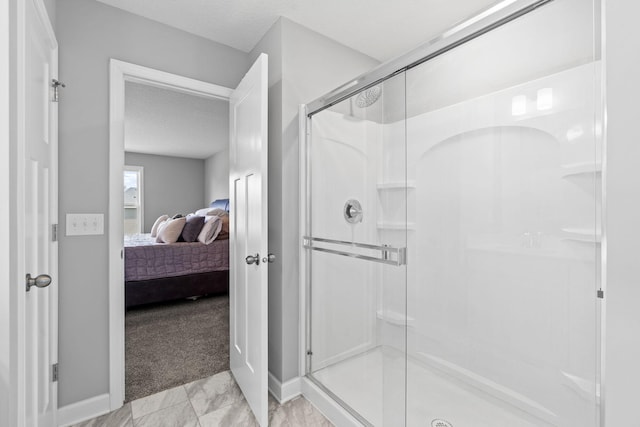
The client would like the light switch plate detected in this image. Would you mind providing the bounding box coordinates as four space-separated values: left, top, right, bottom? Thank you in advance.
66 213 104 236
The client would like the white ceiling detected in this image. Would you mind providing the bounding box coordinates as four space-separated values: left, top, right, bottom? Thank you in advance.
124 82 228 159
94 0 497 62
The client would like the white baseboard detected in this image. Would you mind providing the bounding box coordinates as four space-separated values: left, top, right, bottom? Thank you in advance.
268 372 302 404
58 393 111 427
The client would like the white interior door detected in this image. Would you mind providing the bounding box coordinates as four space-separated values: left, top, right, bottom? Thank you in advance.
229 53 269 427
23 0 58 426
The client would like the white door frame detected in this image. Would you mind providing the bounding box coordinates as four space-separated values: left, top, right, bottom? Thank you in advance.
1 1 17 423
123 165 144 234
108 60 233 409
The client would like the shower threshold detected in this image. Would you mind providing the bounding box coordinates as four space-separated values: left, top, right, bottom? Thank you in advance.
310 346 555 427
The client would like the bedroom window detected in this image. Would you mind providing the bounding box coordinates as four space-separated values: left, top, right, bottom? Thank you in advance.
124 165 144 235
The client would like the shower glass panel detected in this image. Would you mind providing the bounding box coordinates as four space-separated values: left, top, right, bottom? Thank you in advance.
304 0 600 426
306 73 407 427
405 0 600 426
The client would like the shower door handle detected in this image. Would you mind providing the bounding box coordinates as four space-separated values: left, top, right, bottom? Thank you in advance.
303 236 406 266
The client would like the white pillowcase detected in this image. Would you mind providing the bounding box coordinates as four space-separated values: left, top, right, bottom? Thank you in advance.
156 217 186 243
195 207 216 217
197 215 222 244
150 214 169 237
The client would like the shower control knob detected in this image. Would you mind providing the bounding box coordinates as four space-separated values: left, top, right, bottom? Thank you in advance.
245 254 260 265
343 199 363 224
347 205 360 218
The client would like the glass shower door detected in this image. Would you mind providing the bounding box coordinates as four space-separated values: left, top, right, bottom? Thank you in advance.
305 73 407 427
405 0 601 426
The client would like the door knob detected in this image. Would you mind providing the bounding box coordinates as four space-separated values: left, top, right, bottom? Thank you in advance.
26 273 52 292
262 253 276 264
245 254 260 265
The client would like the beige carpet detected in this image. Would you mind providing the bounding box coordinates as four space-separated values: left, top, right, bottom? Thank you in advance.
125 294 229 402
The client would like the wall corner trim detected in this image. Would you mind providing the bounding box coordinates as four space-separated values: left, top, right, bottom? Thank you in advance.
57 393 111 427
268 372 302 404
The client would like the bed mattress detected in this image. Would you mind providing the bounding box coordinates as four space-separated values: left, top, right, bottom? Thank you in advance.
124 233 229 281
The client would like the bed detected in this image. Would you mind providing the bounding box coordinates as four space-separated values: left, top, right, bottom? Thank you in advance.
124 233 229 308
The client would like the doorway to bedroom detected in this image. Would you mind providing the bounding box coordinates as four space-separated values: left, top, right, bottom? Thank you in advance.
121 74 232 402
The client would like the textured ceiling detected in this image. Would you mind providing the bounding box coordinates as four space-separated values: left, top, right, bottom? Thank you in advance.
124 82 228 159
94 0 497 62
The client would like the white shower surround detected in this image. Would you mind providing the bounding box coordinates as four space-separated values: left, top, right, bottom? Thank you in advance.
307 62 600 426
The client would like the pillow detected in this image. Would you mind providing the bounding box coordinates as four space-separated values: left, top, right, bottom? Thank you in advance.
208 208 227 217
156 217 186 243
205 212 229 240
150 215 169 237
181 215 205 242
210 199 230 211
218 215 229 239
220 215 229 237
198 215 222 245
195 207 216 217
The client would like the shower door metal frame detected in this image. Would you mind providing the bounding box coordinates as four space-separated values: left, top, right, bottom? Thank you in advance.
304 0 555 117
299 0 604 425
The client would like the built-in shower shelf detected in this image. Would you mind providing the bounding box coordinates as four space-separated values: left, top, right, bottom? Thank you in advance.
377 181 416 190
561 228 602 243
377 222 415 230
560 162 602 178
376 309 415 327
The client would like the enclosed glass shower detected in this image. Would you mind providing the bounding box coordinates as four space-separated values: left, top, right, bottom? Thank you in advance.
301 0 601 426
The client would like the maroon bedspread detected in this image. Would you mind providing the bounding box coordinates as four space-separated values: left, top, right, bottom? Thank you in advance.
124 234 229 281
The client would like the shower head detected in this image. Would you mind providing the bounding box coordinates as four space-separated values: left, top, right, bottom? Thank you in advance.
355 85 381 108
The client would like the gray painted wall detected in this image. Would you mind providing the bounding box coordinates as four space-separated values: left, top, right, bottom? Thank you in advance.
204 148 230 204
249 18 379 382
42 0 55 30
125 153 205 232
56 0 249 406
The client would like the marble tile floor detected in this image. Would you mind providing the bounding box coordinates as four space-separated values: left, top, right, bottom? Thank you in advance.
71 370 334 427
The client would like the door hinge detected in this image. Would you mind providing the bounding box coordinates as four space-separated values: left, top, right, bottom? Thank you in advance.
52 363 59 382
51 224 58 242
597 289 604 299
51 79 65 102
306 350 313 356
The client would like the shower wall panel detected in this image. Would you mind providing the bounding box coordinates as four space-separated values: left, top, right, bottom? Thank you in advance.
309 111 380 370
405 0 600 425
